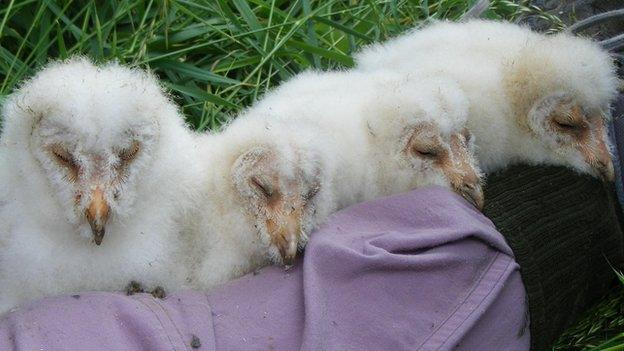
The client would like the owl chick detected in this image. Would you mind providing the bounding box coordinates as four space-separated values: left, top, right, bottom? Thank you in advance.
186 118 337 287
0 58 201 313
221 69 483 264
355 20 619 179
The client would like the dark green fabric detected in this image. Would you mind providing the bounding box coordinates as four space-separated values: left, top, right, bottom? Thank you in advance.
483 165 624 351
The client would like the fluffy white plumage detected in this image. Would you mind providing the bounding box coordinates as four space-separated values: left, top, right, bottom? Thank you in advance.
248 69 482 216
187 68 483 279
186 118 338 287
0 58 202 313
254 69 483 205
356 20 619 179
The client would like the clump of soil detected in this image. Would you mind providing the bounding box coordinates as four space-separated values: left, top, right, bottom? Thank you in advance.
191 334 201 349
125 281 144 295
125 281 166 299
151 286 166 299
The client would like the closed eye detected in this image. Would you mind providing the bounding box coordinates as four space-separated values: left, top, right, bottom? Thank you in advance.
251 176 273 198
53 149 74 165
118 141 140 163
552 108 585 132
49 145 79 181
554 120 579 130
412 147 440 159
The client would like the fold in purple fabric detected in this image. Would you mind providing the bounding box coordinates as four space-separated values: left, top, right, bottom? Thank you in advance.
0 187 529 350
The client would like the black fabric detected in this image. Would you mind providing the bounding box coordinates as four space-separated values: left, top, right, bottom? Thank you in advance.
483 165 624 351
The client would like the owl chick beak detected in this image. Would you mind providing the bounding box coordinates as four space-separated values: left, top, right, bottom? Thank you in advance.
85 187 110 245
578 115 614 182
458 182 484 210
585 140 615 182
588 138 614 182
596 158 615 182
266 207 303 266
451 164 484 210
449 134 484 210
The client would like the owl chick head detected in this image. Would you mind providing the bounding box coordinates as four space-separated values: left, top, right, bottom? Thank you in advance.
1 57 183 245
229 121 335 265
369 74 484 208
504 33 619 181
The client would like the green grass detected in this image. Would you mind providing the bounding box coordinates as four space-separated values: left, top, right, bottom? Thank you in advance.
0 0 620 349
553 270 624 351
0 0 555 131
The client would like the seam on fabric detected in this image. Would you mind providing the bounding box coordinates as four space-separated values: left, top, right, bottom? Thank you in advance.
152 297 192 351
416 250 501 349
204 294 219 351
133 295 188 351
436 256 514 350
417 252 513 350
417 252 499 350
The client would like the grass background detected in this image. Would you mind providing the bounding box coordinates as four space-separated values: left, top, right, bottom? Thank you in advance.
0 0 559 130
0 0 621 349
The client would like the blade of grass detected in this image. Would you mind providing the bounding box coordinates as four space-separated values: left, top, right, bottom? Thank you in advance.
152 59 241 85
166 82 239 110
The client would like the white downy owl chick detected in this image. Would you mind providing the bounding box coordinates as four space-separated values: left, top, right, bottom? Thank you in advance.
355 20 619 179
363 72 483 208
186 117 338 288
232 69 483 257
0 58 202 313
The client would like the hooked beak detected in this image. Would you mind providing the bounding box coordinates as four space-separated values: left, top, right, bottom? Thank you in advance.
458 183 484 210
585 117 615 182
266 208 302 266
596 157 615 182
85 187 110 245
447 132 484 210
579 138 615 182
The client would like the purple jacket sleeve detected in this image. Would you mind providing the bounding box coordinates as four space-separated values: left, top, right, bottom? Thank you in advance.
0 187 529 351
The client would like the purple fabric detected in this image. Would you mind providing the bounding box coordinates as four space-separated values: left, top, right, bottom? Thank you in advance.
0 187 529 350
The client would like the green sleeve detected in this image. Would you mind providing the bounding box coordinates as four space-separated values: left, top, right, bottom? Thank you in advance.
483 165 624 351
